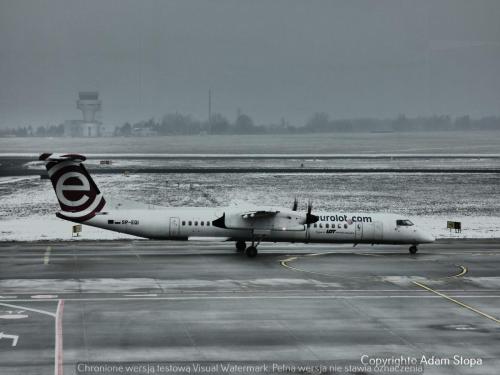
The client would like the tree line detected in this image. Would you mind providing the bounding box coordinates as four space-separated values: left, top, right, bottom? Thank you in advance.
2 113 500 137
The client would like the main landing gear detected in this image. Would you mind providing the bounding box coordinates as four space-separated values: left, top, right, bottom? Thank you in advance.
409 245 418 254
236 240 246 252
235 240 259 258
245 246 258 258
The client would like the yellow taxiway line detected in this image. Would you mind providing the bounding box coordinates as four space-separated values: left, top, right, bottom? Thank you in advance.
412 281 500 325
43 246 51 265
281 254 498 325
450 264 468 278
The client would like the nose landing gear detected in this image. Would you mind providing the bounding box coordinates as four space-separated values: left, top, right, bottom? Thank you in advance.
409 245 418 254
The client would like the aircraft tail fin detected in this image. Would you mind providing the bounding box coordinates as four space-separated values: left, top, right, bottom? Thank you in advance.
39 153 106 222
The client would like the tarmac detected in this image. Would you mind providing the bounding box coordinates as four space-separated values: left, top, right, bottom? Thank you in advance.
0 239 499 374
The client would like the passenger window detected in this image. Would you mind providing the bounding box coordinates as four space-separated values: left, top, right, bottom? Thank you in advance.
313 224 317 228
338 224 341 228
344 224 348 229
319 223 322 228
194 221 198 226
325 223 329 228
201 221 204 226
396 219 414 226
182 221 186 226
207 221 210 226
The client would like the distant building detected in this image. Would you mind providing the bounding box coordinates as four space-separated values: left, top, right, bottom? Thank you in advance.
63 92 104 137
132 127 157 137
63 120 103 137
63 120 84 137
131 123 158 137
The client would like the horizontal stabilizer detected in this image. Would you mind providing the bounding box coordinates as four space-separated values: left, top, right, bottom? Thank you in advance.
39 153 86 162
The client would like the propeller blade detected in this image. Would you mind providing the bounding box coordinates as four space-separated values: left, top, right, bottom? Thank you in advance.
307 213 319 225
305 200 318 227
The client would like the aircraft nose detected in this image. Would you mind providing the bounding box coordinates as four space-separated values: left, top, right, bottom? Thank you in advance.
417 230 435 243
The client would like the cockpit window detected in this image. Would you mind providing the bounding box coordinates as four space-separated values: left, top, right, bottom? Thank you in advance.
396 219 414 226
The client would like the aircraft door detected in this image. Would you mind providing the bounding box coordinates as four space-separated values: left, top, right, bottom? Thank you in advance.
360 221 383 242
355 222 362 241
374 221 383 241
361 222 374 241
169 217 180 238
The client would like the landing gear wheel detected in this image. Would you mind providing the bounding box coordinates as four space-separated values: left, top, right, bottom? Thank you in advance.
409 245 418 254
245 246 258 258
236 241 246 252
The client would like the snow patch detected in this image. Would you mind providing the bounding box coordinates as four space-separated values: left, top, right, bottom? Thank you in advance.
0 216 139 241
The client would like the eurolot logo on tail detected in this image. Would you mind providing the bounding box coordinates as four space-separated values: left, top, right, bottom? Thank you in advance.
40 153 105 222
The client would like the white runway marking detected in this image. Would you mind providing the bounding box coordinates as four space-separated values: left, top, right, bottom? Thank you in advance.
0 332 19 346
31 295 58 299
0 300 64 375
0 314 29 320
0 302 55 317
54 300 64 375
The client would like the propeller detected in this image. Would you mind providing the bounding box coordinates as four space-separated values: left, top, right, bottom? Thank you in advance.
305 199 319 227
292 197 298 211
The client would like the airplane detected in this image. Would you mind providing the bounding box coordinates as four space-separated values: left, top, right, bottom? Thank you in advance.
39 153 435 257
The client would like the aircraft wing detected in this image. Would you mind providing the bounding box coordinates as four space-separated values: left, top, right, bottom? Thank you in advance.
213 210 304 231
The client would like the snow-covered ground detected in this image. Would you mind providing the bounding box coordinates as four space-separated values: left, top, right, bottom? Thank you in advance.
19 156 500 170
0 215 139 241
0 171 499 241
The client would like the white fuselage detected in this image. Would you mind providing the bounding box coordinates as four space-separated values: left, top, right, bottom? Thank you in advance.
82 206 434 245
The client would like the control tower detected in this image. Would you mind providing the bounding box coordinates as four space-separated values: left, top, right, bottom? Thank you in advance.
77 91 101 122
63 91 103 137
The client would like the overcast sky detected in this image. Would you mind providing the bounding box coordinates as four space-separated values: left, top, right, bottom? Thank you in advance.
1 0 499 128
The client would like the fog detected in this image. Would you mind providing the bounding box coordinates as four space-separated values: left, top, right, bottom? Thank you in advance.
1 0 500 128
